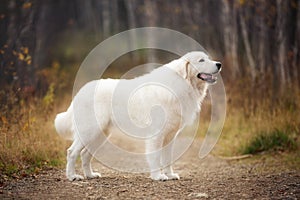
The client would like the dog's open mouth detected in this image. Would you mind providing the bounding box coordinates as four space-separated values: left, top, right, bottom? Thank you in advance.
197 73 217 83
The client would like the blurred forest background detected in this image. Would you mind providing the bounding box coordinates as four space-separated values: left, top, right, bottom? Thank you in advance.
0 0 299 177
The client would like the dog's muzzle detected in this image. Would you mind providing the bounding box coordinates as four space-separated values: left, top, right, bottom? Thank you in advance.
197 62 221 84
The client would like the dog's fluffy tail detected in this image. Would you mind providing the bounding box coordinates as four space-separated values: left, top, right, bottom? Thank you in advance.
54 104 74 140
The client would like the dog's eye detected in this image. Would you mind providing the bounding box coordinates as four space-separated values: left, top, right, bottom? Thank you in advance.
199 59 205 62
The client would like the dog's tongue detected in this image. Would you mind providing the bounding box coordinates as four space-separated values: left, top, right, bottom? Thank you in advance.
199 73 212 80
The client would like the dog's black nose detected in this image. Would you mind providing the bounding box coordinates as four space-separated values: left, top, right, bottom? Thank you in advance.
216 62 222 70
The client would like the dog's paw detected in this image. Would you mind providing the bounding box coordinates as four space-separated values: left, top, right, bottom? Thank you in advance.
150 173 169 181
166 173 180 180
67 174 84 181
86 172 101 179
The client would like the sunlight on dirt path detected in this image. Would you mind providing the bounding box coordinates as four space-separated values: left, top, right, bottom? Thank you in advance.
1 143 300 199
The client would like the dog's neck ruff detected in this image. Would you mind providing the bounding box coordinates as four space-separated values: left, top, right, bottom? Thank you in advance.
166 58 208 113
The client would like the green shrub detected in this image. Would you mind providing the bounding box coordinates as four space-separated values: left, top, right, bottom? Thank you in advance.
242 129 297 154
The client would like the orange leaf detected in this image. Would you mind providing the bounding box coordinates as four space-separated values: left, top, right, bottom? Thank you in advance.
1 116 7 124
18 53 25 60
239 0 245 5
22 2 32 9
25 55 31 61
23 47 29 54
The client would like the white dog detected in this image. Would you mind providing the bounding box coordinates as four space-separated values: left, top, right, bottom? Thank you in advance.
55 51 221 181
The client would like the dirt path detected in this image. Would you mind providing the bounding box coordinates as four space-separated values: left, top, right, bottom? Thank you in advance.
1 143 300 199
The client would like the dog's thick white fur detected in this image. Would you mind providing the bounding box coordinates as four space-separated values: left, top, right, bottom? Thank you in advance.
55 51 221 181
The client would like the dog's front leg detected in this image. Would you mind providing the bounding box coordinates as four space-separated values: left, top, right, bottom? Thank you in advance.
145 137 168 181
161 140 180 180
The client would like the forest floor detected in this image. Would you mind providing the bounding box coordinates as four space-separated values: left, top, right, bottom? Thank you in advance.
1 141 300 200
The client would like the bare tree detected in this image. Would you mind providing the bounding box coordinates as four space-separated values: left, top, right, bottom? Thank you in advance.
1 0 299 98
144 0 158 65
293 1 300 86
257 2 267 75
239 6 256 80
101 0 110 38
221 0 239 78
275 0 287 90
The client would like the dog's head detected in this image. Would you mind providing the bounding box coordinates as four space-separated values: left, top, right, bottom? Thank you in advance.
180 51 222 84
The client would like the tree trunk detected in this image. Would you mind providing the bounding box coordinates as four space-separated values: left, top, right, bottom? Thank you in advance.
239 9 256 80
125 0 139 63
222 0 239 78
101 0 110 39
257 2 266 75
111 0 119 34
5 0 39 88
293 0 300 86
144 0 158 67
275 0 287 92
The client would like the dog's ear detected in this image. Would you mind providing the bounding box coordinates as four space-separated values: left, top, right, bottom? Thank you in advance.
184 61 189 79
178 61 190 79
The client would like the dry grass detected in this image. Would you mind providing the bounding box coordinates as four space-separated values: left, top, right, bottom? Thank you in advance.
241 129 297 154
211 88 300 161
0 62 72 179
0 94 69 178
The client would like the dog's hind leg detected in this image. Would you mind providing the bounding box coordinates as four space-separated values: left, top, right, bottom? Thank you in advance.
66 139 84 181
81 148 101 179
